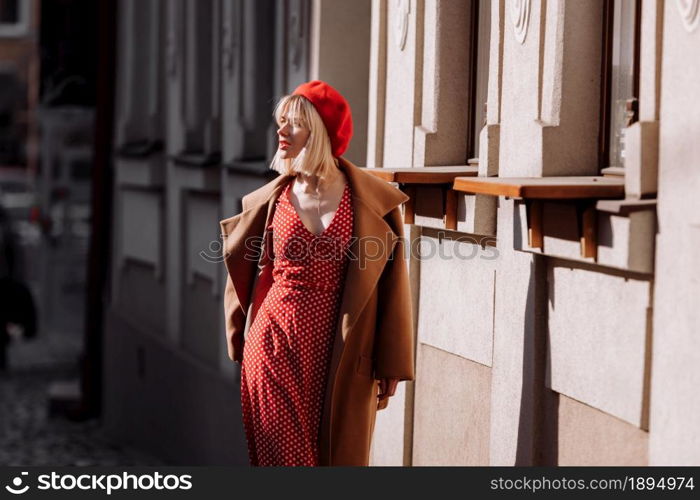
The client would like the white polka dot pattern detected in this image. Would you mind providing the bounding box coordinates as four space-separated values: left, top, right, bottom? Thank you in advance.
240 179 353 466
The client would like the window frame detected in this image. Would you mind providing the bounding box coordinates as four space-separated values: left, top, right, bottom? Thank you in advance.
0 0 31 38
466 0 491 162
599 0 642 171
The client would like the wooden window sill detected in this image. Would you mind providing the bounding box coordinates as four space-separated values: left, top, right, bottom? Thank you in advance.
451 175 625 199
452 176 626 259
360 166 478 230
360 165 478 184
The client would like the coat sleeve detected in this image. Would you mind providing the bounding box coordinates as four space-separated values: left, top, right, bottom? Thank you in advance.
373 205 415 381
221 194 252 363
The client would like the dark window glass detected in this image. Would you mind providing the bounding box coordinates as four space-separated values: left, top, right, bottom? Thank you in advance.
0 0 19 24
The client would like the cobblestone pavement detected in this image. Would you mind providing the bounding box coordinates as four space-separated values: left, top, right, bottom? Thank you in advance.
0 187 169 466
0 361 168 466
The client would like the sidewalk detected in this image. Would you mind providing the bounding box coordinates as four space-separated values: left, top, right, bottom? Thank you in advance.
0 230 168 466
0 362 168 466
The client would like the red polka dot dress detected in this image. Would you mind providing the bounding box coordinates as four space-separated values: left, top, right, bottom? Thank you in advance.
240 178 353 466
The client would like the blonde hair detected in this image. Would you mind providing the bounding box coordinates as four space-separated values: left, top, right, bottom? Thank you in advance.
269 94 339 186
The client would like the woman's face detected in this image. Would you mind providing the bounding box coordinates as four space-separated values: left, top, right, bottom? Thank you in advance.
276 110 310 159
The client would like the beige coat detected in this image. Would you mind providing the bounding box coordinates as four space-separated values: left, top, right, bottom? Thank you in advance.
219 157 415 465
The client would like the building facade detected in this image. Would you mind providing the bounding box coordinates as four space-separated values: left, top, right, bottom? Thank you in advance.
0 0 40 173
105 0 700 465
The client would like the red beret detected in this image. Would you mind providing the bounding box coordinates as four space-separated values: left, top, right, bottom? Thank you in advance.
292 80 353 157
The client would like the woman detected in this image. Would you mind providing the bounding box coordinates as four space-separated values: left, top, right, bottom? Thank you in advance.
220 80 414 466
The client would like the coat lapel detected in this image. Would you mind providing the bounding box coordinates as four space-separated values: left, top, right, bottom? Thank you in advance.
333 161 405 338
220 157 409 330
220 173 292 315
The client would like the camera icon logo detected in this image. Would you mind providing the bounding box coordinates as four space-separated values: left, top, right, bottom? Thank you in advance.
5 472 30 495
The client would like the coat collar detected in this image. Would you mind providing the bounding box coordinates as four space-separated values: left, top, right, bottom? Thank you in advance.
237 156 409 217
220 157 409 336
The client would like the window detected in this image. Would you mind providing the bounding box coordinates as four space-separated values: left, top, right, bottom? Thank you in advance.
0 0 30 37
467 0 491 161
115 0 164 157
600 0 641 170
172 0 221 166
0 0 19 23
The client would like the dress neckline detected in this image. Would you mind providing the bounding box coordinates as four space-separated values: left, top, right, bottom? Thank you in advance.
284 181 348 238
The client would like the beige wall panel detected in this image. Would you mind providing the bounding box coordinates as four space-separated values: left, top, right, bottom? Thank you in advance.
417 234 497 366
413 344 491 465
547 264 652 427
557 394 648 465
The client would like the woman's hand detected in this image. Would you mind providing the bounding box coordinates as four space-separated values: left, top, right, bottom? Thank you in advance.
377 378 399 409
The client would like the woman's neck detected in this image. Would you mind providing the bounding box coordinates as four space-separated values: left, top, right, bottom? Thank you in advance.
296 162 343 193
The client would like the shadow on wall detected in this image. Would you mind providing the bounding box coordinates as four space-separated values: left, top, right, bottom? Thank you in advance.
515 257 559 465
